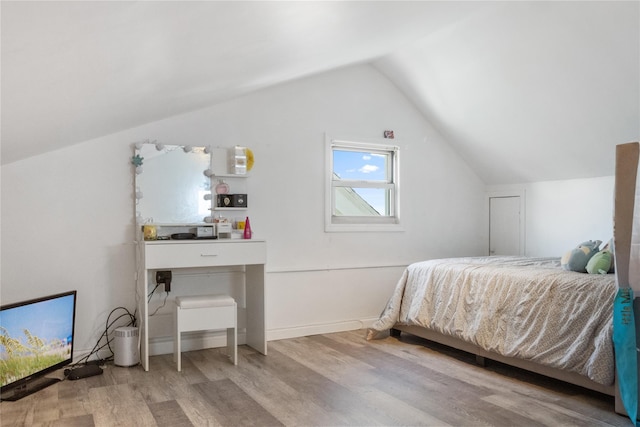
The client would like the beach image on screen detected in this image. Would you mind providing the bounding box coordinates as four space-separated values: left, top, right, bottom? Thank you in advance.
0 294 75 387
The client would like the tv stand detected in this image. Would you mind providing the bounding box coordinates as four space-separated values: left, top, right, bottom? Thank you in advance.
0 376 60 401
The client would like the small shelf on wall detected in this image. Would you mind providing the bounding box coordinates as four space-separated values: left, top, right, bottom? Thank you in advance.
212 173 249 179
212 207 247 211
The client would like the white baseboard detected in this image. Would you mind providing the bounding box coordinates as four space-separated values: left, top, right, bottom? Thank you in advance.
266 317 379 342
143 317 380 356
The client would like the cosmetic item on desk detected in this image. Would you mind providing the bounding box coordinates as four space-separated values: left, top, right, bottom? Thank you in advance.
143 225 157 241
216 221 232 238
243 216 252 239
235 217 245 230
194 226 216 239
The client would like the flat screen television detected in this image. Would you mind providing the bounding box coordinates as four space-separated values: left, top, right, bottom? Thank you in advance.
0 290 77 401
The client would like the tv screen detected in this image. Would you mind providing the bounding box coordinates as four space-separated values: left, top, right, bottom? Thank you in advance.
0 290 77 401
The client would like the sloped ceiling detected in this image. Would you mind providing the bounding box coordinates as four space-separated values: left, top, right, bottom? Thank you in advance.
375 1 640 184
2 1 638 185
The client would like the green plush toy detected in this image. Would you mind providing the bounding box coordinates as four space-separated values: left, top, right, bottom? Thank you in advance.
600 238 615 273
561 240 602 273
586 250 612 274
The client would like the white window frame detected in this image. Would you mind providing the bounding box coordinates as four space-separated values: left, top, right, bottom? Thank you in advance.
325 135 402 232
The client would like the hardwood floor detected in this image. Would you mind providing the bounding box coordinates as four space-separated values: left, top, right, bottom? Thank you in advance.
0 330 631 426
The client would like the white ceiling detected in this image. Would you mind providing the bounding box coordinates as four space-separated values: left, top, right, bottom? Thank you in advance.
2 1 638 185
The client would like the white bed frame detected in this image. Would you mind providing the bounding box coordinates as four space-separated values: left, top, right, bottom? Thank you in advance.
391 324 624 414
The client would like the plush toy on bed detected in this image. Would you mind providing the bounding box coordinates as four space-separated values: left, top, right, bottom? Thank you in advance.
586 250 612 274
586 238 615 274
561 240 602 273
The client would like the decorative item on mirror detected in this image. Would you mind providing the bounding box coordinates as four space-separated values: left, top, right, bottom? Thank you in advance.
131 154 144 174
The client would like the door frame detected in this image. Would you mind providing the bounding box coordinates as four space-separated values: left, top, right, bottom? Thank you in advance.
485 187 526 256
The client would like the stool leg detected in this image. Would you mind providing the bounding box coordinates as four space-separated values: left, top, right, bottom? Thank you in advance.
175 307 182 372
228 303 237 365
227 326 237 365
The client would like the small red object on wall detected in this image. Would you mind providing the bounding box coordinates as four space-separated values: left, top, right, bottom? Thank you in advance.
384 130 394 139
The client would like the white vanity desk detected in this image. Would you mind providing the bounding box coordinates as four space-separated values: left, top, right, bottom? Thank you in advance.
137 238 267 371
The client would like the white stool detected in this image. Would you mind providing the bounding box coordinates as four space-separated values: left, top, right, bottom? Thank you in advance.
174 294 237 371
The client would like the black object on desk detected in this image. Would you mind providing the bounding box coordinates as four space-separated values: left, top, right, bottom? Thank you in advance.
171 233 196 240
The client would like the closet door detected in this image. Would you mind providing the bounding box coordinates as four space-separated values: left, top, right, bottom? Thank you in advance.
489 196 521 256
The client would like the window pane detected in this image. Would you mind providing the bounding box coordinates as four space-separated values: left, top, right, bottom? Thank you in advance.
334 187 389 216
333 149 389 182
325 136 400 232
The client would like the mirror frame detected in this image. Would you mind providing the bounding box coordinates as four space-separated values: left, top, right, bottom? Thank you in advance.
133 142 212 225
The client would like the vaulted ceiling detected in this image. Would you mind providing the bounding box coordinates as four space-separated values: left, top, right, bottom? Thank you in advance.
2 1 638 184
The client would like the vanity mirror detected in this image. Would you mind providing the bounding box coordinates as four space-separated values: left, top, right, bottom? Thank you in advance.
134 142 212 224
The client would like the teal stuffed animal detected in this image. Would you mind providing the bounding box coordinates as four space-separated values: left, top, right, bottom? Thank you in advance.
561 240 602 273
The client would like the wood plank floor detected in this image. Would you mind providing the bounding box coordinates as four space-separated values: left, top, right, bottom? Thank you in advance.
0 330 631 426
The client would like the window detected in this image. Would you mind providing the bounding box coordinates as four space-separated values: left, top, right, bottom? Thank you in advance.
325 135 401 232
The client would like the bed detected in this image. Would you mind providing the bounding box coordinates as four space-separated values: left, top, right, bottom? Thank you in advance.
367 255 619 402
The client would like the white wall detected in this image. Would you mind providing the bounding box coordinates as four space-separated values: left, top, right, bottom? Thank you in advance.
526 176 615 257
488 176 615 258
1 64 486 357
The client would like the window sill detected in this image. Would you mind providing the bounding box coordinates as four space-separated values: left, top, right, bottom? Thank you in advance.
325 223 404 233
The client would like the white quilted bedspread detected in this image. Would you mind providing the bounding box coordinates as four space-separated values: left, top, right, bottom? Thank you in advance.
368 256 616 385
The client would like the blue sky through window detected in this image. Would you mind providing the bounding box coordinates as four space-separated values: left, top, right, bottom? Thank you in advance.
333 150 387 181
333 149 388 215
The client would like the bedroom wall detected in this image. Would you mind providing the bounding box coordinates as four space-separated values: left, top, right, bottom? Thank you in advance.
526 176 615 257
1 64 487 358
488 176 615 258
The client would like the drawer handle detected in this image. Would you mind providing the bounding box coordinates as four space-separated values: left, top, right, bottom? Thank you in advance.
200 253 219 257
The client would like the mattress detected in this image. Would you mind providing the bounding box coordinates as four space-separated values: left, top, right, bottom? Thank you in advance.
368 256 616 385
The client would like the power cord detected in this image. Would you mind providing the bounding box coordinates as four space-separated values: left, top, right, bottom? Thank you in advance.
149 290 169 316
71 306 136 367
148 283 160 301
148 278 170 317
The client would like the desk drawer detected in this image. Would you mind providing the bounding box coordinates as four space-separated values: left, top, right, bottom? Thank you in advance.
144 241 266 269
